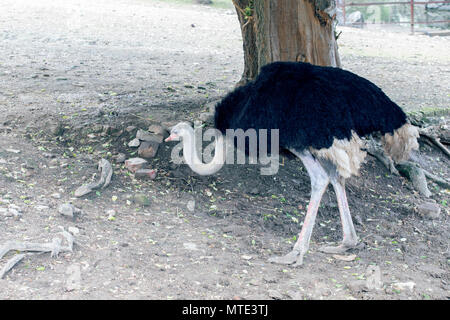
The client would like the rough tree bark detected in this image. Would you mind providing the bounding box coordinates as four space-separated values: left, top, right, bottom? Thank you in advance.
233 0 341 85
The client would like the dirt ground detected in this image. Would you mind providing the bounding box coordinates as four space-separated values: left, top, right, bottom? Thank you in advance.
0 0 449 300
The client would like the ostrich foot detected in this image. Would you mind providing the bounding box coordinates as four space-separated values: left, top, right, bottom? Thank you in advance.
318 241 358 254
268 250 305 266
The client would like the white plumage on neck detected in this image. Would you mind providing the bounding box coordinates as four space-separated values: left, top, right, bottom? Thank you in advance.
180 125 225 176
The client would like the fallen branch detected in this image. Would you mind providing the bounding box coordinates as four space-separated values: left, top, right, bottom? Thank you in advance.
0 229 74 259
0 254 25 279
74 158 113 197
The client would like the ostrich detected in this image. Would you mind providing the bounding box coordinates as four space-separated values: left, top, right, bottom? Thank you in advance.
165 61 419 265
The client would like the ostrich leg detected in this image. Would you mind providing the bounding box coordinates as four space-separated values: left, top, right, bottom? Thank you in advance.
319 176 359 254
269 150 329 266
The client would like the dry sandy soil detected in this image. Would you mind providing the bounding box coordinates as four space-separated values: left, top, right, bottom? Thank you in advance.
0 0 449 300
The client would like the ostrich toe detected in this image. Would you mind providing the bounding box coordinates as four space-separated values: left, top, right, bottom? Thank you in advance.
318 241 358 254
268 249 305 266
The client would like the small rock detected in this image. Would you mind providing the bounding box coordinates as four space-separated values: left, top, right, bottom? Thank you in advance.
124 158 148 173
417 202 441 219
42 152 56 158
58 203 81 218
392 281 415 292
241 255 252 260
125 125 136 133
106 209 116 217
148 124 169 138
249 187 259 195
134 169 157 180
51 192 61 199
68 227 80 235
199 112 214 123
263 275 278 284
186 200 195 212
106 209 116 220
34 205 49 211
138 141 159 159
162 121 182 130
58 203 74 217
133 194 151 207
8 208 21 217
114 153 127 163
136 129 163 144
365 265 383 290
7 204 22 218
128 138 140 148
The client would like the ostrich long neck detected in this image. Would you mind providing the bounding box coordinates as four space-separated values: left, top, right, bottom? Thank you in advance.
182 127 225 175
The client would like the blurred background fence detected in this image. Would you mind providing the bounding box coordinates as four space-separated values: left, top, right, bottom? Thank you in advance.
336 0 450 33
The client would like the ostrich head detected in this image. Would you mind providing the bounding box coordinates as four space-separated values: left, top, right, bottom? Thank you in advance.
164 121 225 176
165 122 192 142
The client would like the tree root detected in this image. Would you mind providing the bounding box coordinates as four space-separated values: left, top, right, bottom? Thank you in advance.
369 148 450 196
422 169 450 190
366 142 399 175
0 229 74 279
396 161 431 197
366 130 450 197
419 130 450 158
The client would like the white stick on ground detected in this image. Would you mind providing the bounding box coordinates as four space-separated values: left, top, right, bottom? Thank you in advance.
0 229 75 278
0 254 25 279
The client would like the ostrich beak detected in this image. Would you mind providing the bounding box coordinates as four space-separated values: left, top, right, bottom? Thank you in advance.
165 133 178 142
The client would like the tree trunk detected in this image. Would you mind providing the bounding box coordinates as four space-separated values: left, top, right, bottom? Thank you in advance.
233 0 341 85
